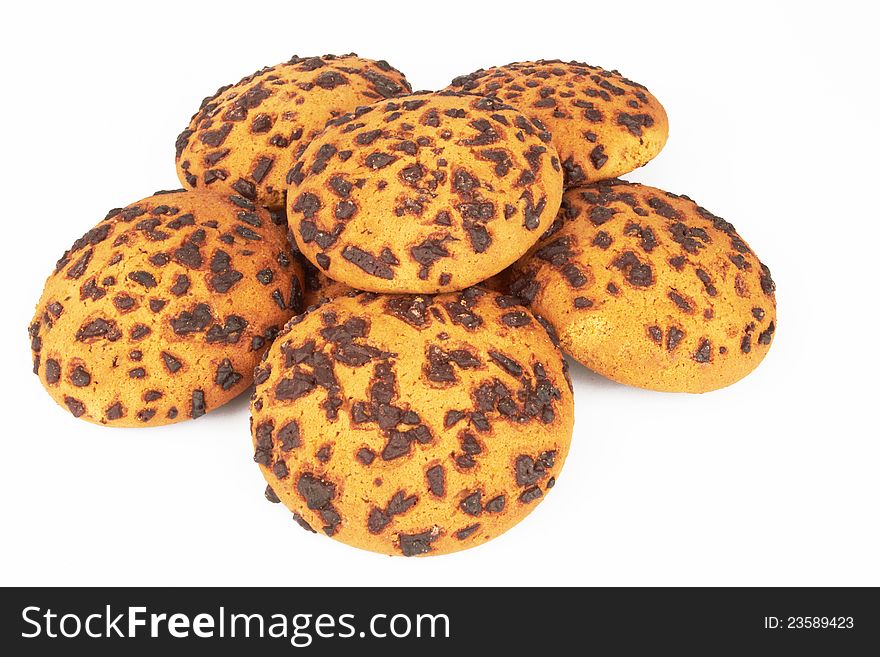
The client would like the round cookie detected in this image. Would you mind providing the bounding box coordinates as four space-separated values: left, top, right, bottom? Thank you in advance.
250 289 574 556
508 180 776 393
29 191 304 427
286 91 564 294
447 60 668 187
175 54 412 208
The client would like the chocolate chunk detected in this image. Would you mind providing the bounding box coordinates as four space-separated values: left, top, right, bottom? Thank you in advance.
592 231 612 249
454 524 480 540
368 508 391 534
398 530 436 557
264 485 280 504
64 396 86 417
444 410 466 428
315 70 347 89
666 327 685 351
589 144 608 169
365 152 397 169
277 421 301 451
459 490 482 516
501 311 531 327
356 448 376 465
272 460 289 479
45 359 61 384
275 372 317 401
65 249 93 279
426 465 445 497
385 296 431 326
173 240 202 269
693 339 712 363
170 303 212 334
190 390 206 418
515 455 545 486
106 402 124 421
668 255 686 270
613 251 653 287
251 113 273 133
113 294 136 311
292 513 316 533
667 290 694 313
381 431 411 460
519 486 543 504
488 350 523 377
76 318 121 342
464 222 491 253
296 473 341 536
356 129 383 145
161 351 183 373
485 495 506 513
759 263 776 295
410 237 451 279
292 192 320 218
758 321 775 345
341 246 394 279
70 366 91 387
617 112 655 137
589 206 616 225
215 358 242 390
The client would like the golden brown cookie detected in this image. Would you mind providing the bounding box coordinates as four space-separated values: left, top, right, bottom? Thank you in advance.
175 54 411 208
508 180 776 393
286 91 564 294
251 289 574 556
447 60 668 187
29 191 304 426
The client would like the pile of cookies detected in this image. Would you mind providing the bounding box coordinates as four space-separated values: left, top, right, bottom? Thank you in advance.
29 54 776 557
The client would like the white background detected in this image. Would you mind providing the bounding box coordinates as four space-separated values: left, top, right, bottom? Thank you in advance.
1 1 877 587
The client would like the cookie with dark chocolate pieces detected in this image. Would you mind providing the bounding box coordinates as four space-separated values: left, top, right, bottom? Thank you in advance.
30 191 304 426
287 91 564 294
251 289 573 556
508 180 776 392
176 54 411 208
446 60 668 186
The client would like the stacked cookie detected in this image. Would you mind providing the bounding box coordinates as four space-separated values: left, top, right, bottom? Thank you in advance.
29 54 776 557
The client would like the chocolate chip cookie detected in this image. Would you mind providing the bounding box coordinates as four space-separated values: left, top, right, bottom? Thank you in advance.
175 54 411 208
286 91 564 294
251 288 574 556
447 60 668 186
29 190 304 426
508 180 776 393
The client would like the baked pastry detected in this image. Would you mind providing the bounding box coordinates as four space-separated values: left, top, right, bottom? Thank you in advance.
29 190 304 426
447 60 667 186
175 54 411 208
508 180 776 393
251 288 574 556
286 91 564 293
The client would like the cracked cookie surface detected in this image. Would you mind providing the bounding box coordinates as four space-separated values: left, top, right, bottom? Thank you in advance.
29 190 303 426
175 54 411 208
447 60 667 186
508 180 776 393
286 91 564 294
251 288 574 556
